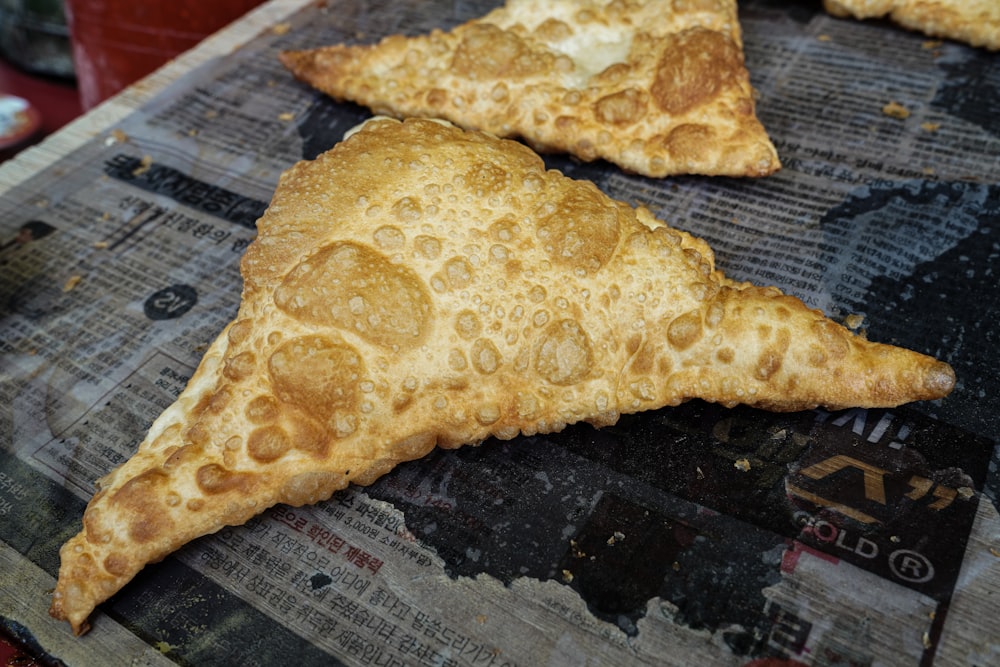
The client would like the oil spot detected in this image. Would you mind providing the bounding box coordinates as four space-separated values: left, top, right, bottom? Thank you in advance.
594 88 647 125
247 425 291 462
476 403 501 425
756 350 783 380
111 470 173 543
516 392 540 419
755 329 790 380
373 225 405 250
812 320 850 359
223 351 256 381
310 572 333 590
391 197 422 222
196 464 255 495
651 28 740 116
205 386 231 414
245 395 280 424
455 310 482 340
449 349 468 371
629 377 656 401
444 256 474 288
464 160 510 196
415 235 441 260
807 346 828 367
163 443 205 470
228 318 253 345
489 244 511 263
471 338 502 375
667 310 703 351
452 23 553 80
184 421 210 447
489 216 520 242
275 242 432 349
536 186 620 273
103 553 129 577
536 319 593 385
292 415 328 456
268 335 363 426
705 301 725 329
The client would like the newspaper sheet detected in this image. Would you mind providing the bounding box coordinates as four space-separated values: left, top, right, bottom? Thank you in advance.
2 1 999 665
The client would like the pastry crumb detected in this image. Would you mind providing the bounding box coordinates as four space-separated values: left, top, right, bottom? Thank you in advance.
734 458 751 472
844 313 864 330
882 102 910 119
63 275 82 292
106 128 129 146
272 22 291 35
920 121 941 132
132 155 153 176
154 641 177 654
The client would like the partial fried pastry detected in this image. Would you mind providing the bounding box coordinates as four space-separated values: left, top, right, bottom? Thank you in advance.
279 0 780 178
823 0 1000 50
50 118 952 635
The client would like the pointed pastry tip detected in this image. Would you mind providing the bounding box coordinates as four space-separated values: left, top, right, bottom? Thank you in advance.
924 360 956 398
277 49 314 83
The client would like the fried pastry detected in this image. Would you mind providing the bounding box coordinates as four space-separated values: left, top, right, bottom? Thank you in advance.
823 0 999 50
279 0 780 178
50 118 952 635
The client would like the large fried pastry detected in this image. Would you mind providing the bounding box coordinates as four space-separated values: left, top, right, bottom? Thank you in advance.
279 0 780 178
50 118 952 635
824 0 999 50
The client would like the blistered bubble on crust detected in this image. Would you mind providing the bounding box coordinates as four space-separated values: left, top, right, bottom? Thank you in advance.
275 242 432 349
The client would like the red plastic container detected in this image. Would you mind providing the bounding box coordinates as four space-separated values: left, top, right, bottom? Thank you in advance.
64 0 266 110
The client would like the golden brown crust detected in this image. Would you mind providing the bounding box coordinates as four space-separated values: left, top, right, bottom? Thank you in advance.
50 118 951 635
279 0 780 178
823 0 1000 50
